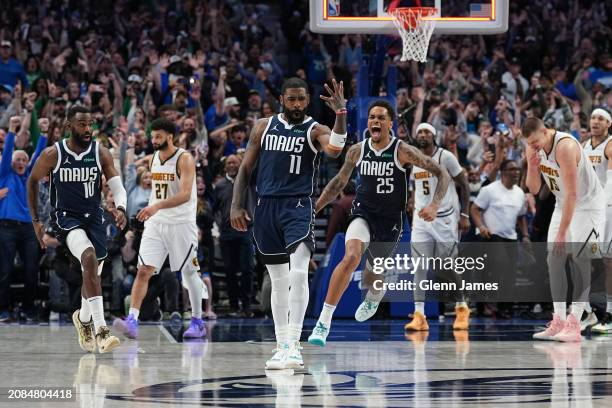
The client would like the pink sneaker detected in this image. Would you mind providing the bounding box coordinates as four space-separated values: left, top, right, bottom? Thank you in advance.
553 314 582 343
533 314 565 340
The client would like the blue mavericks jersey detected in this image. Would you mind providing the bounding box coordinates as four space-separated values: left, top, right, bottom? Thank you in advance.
354 137 408 213
256 114 320 197
50 139 103 215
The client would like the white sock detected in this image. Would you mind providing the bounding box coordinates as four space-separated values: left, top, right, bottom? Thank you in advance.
129 308 140 320
584 303 592 313
288 244 311 334
366 289 385 302
570 302 585 321
88 296 106 333
287 324 302 344
456 301 467 308
267 263 290 344
415 302 425 316
607 295 612 313
183 272 203 319
276 327 288 347
319 303 336 326
79 297 92 322
554 302 567 320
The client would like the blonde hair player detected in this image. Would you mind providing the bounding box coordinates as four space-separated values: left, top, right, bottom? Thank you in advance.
583 108 612 334
523 116 605 343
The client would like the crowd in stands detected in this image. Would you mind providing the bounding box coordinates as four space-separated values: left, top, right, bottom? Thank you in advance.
0 0 610 322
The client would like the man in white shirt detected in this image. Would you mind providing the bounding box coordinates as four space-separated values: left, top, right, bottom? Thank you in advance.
471 159 530 318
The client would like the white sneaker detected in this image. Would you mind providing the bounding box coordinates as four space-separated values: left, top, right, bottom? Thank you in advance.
308 321 330 347
284 341 304 369
580 311 598 332
266 343 290 370
354 299 380 322
591 313 612 334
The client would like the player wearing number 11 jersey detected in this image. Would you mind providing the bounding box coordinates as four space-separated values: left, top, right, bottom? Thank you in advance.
308 100 451 347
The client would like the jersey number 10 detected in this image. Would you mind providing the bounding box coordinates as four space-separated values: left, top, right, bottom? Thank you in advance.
84 181 96 198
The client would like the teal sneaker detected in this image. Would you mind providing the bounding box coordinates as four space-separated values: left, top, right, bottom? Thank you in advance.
285 341 304 369
354 299 380 322
308 322 329 347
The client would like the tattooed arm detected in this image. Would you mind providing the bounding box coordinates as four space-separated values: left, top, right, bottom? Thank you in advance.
397 141 451 221
230 118 268 231
315 143 361 213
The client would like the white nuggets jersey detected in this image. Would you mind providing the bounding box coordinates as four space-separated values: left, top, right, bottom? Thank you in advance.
148 148 196 224
410 147 461 217
538 132 604 210
584 136 612 203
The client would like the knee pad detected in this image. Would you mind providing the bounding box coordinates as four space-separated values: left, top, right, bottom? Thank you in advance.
345 217 371 244
66 229 95 261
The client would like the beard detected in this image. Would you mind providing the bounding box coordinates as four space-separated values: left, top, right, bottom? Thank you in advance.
73 132 92 149
469 182 482 193
285 107 306 124
416 139 431 149
153 140 169 151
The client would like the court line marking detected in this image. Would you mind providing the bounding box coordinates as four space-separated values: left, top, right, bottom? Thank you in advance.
159 325 178 344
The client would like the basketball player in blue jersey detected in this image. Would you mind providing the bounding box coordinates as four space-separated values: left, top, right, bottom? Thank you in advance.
308 101 450 346
231 77 347 370
308 100 451 347
27 106 128 353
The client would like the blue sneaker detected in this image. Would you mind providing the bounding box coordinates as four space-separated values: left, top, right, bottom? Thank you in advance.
183 317 206 339
113 314 138 339
0 311 10 323
308 322 330 347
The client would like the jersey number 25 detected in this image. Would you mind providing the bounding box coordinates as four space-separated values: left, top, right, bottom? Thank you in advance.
376 178 394 194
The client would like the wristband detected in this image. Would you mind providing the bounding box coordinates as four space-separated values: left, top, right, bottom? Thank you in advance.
335 108 347 115
329 130 347 150
460 212 469 219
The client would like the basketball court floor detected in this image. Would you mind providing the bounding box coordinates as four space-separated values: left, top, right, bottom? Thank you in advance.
1 318 611 407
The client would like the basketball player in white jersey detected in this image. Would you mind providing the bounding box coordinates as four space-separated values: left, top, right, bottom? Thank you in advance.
404 123 471 331
523 117 605 342
114 118 205 339
583 108 612 334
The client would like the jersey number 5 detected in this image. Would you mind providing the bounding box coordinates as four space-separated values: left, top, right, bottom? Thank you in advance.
422 180 430 195
155 184 168 199
376 178 394 194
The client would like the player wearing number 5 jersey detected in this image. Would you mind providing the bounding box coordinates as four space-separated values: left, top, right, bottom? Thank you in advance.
524 117 605 343
114 118 206 341
231 77 347 370
308 100 451 347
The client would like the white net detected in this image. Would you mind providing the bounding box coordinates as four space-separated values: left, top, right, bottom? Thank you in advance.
390 8 437 63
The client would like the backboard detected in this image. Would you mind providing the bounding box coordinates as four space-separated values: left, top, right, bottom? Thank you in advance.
309 0 508 35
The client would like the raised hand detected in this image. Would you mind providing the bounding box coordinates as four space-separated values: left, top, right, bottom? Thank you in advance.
38 118 50 133
320 78 346 112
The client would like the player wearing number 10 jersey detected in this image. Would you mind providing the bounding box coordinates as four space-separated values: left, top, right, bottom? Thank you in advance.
308 100 451 347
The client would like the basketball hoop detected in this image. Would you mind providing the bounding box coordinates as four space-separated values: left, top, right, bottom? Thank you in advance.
389 7 437 63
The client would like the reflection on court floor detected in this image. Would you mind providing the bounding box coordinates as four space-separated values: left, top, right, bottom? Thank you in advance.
0 318 611 407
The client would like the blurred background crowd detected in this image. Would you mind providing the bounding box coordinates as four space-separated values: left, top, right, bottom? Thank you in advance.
0 0 610 323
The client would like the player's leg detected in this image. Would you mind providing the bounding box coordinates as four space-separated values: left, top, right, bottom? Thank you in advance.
592 209 612 334
308 217 369 347
533 210 567 341
403 219 434 330
165 222 205 339
355 214 403 322
555 209 603 342
66 228 119 353
252 197 293 369
114 223 166 339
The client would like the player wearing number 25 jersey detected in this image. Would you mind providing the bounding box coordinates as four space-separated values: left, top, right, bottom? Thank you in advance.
308 100 451 348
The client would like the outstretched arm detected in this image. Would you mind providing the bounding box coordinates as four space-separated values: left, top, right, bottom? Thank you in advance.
397 142 450 221
230 118 268 231
27 146 58 249
315 143 361 213
313 78 347 158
